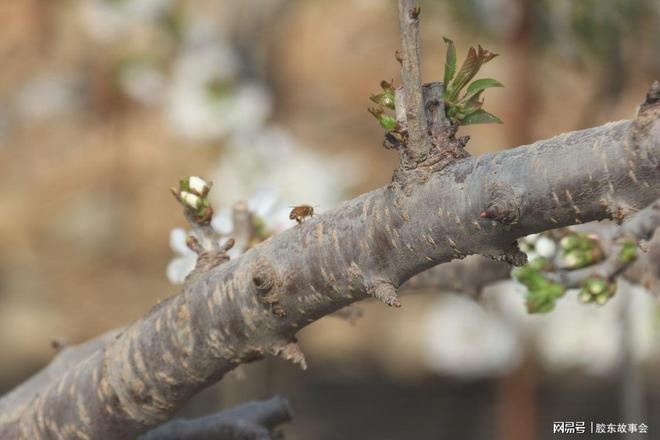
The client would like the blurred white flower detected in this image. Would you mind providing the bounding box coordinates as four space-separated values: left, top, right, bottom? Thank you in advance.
166 228 197 284
519 233 557 261
167 44 271 141
535 236 557 259
423 294 522 379
79 0 172 42
211 126 357 229
117 61 166 106
14 74 85 120
211 186 289 237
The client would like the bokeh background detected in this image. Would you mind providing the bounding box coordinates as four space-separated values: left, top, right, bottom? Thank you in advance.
1 0 659 438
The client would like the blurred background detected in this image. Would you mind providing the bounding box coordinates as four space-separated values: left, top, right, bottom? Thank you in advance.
0 0 659 438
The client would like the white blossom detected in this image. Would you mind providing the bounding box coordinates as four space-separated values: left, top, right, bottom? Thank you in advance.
117 61 166 106
211 126 357 233
535 236 557 259
14 74 85 120
166 44 271 141
423 294 522 379
210 187 288 238
166 228 197 284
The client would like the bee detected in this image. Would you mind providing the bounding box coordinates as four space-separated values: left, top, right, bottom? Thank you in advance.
289 204 315 224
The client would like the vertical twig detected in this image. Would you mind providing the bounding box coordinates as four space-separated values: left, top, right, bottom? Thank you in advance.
397 0 430 161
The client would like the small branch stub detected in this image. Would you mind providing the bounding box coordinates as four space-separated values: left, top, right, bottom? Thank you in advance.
270 341 307 370
367 281 401 308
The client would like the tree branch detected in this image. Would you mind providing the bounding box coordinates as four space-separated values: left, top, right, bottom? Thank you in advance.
1 81 657 439
397 0 430 161
401 255 511 296
552 197 660 288
138 396 292 440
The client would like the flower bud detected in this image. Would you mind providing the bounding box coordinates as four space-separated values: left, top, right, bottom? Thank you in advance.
618 241 638 264
561 250 590 269
535 237 557 259
188 176 210 196
559 235 581 251
368 107 397 131
595 293 610 305
578 290 593 304
585 277 607 295
181 191 202 210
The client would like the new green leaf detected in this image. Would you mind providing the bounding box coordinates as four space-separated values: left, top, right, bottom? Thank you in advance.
466 78 503 95
442 37 456 85
460 109 502 125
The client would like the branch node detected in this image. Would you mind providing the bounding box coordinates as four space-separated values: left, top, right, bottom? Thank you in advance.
367 281 401 308
252 259 286 317
409 4 421 19
184 239 234 284
638 81 660 114
481 183 524 225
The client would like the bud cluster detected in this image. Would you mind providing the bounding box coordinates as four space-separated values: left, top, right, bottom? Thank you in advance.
171 176 214 224
578 276 617 305
558 233 603 269
618 240 638 264
368 80 397 131
513 257 566 313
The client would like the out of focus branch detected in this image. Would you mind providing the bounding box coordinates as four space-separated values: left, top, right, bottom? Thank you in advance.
552 198 660 288
139 396 292 440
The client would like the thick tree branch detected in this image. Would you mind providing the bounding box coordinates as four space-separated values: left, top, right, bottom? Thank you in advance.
1 81 658 439
139 396 291 440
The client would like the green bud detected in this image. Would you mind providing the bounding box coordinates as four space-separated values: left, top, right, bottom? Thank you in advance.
585 277 608 295
595 293 610 305
618 241 638 264
370 93 395 110
559 235 581 251
380 80 395 94
578 290 593 304
368 107 396 130
514 259 566 314
528 256 550 271
562 250 591 269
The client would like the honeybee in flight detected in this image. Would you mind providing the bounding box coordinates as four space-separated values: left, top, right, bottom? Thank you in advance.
289 204 315 224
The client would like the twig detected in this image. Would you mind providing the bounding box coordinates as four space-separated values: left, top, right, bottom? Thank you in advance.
397 0 430 161
139 395 292 440
552 198 660 288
